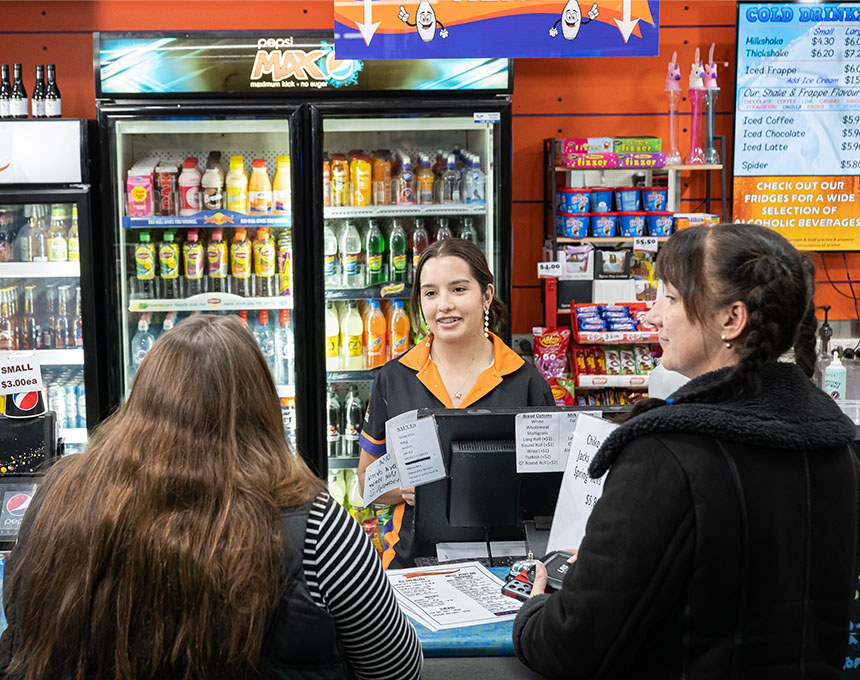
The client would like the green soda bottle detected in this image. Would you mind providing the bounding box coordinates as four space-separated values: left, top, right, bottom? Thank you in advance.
134 230 157 299
365 219 385 286
388 219 408 284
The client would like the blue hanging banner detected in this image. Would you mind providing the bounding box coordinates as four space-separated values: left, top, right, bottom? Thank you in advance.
333 0 660 59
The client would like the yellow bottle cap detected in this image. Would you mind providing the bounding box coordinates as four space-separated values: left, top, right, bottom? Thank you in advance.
229 156 244 170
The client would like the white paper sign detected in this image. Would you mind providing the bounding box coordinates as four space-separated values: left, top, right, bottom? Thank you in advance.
362 453 402 507
0 353 43 396
633 236 659 253
515 411 589 473
388 416 447 487
537 261 563 278
546 413 617 552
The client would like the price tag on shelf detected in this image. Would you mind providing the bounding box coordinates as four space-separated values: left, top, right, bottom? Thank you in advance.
0 353 43 396
537 261 563 278
633 236 659 253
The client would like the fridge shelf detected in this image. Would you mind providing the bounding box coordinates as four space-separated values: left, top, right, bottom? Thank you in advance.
0 262 81 279
328 457 360 470
122 211 292 230
276 385 295 399
1 349 85 365
324 204 486 219
327 368 381 383
128 293 294 312
325 283 412 300
59 427 88 444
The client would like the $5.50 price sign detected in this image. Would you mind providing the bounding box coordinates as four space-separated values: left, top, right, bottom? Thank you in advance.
0 354 43 396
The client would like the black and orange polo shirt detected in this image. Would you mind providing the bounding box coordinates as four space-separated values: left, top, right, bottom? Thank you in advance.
359 332 555 568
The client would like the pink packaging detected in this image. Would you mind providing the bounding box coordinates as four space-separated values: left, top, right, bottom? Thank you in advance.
127 167 154 217
554 137 613 155
616 152 666 169
556 152 619 169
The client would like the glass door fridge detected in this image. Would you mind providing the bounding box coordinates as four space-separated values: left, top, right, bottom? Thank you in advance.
309 102 512 492
0 119 100 453
98 107 306 456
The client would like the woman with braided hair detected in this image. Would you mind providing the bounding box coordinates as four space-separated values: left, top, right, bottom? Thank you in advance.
513 223 860 679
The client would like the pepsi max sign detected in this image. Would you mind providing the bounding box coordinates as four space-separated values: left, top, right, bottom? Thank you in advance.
0 486 37 536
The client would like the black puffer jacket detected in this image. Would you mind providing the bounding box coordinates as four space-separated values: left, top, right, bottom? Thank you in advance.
513 362 860 679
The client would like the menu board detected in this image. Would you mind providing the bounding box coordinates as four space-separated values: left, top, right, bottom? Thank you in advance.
733 2 860 249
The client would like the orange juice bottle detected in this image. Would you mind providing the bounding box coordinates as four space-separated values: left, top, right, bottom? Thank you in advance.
372 152 391 206
330 154 349 207
365 299 387 369
272 155 291 215
322 156 331 208
249 159 272 214
351 155 372 207
390 300 410 359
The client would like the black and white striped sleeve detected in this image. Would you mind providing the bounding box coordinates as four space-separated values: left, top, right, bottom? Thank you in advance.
303 493 423 680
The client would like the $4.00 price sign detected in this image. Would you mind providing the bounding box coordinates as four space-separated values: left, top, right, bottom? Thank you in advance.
0 353 43 396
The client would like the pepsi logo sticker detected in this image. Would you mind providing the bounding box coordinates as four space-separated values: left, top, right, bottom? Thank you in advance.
12 392 39 411
6 493 31 517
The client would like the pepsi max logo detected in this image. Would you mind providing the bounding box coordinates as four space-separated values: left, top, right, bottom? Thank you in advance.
12 392 39 411
6 493 31 517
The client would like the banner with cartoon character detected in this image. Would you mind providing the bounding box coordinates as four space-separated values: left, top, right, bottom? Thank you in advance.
333 0 659 59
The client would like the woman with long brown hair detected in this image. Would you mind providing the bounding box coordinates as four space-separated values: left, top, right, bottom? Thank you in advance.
0 315 422 680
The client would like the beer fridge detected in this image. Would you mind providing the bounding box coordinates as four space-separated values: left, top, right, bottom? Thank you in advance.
93 32 513 485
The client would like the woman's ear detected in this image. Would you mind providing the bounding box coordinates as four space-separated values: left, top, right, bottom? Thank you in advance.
719 301 749 342
484 283 495 308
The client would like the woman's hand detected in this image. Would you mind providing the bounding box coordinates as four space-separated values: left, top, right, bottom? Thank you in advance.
401 486 416 506
530 550 578 597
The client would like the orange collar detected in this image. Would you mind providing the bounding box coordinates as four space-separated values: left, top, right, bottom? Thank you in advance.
399 333 524 408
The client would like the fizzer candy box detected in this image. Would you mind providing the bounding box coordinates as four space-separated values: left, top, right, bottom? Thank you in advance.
612 136 662 153
556 152 618 169
555 137 613 155
616 152 666 169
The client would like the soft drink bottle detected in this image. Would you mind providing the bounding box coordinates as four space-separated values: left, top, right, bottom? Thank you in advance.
254 310 276 375
237 309 249 328
342 386 364 458
412 218 429 277
416 155 435 205
323 221 338 287
275 309 294 385
131 315 155 372
135 231 158 298
73 287 83 348
340 301 364 370
253 227 276 297
276 228 292 296
390 300 410 360
339 220 362 288
159 231 182 299
441 154 460 204
47 205 68 262
272 155 291 215
459 216 478 242
365 219 385 286
365 299 387 369
326 385 343 458
230 228 252 297
162 311 177 334
395 157 416 205
388 219 408 284
465 155 486 204
435 217 453 242
207 228 229 294
325 301 341 371
183 229 206 297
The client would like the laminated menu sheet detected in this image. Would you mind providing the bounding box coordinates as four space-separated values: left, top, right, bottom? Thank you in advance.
386 562 521 632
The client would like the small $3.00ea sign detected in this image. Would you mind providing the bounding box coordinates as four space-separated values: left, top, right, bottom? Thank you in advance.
0 353 43 396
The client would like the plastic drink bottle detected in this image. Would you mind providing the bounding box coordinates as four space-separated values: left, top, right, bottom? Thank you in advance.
390 300 410 359
395 158 416 205
365 219 385 286
366 299 387 369
230 228 252 297
326 385 342 458
465 155 486 204
343 386 364 458
207 228 229 294
276 228 292 296
459 216 478 242
249 159 273 214
253 227 276 297
272 155 291 215
351 155 372 207
340 220 362 288
225 155 248 213
322 157 331 208
323 221 338 286
275 309 294 385
325 301 341 371
67 206 79 261
384 220 406 285
28 209 48 262
442 155 460 204
135 231 157 298
254 310 276 375
131 316 155 371
237 309 248 328
162 311 177 334
412 218 429 276
341 301 364 370
416 156 435 205
201 157 224 211
159 231 182 299
178 157 202 216
372 153 391 205
183 229 206 296
47 205 68 262
435 217 453 242
330 154 350 207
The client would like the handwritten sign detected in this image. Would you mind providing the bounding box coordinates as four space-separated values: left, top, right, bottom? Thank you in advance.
387 415 447 488
0 353 42 396
546 413 616 552
362 453 402 507
537 261 563 278
515 411 583 472
633 236 659 253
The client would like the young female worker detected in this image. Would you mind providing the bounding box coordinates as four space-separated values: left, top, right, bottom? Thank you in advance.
358 238 554 569
513 223 860 679
0 316 422 680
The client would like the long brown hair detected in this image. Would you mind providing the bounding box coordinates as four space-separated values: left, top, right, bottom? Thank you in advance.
410 237 508 333
6 315 322 680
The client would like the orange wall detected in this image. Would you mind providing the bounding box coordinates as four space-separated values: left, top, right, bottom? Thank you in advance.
1 1 850 328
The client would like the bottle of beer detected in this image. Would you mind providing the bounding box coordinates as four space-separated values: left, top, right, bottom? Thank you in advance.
31 65 45 118
19 285 38 350
0 290 16 350
10 63 27 119
0 65 11 119
44 64 61 118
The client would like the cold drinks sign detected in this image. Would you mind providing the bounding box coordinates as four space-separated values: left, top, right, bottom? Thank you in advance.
733 2 860 249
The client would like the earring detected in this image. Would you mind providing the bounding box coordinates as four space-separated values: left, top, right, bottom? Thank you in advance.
484 308 490 338
721 334 732 349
